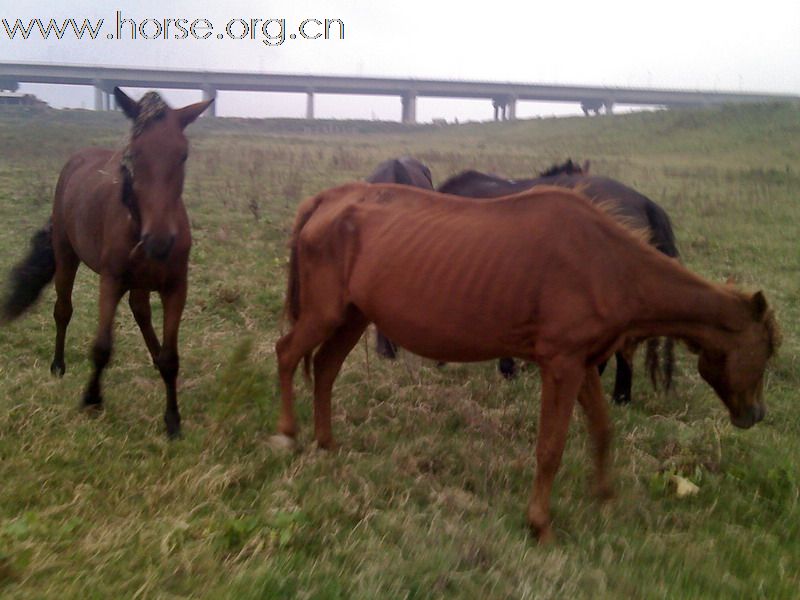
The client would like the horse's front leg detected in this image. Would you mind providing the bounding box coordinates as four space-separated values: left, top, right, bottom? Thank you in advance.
83 276 124 409
129 289 161 366
158 281 187 439
527 358 585 543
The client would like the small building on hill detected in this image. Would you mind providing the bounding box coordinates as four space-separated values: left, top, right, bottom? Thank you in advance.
0 92 48 107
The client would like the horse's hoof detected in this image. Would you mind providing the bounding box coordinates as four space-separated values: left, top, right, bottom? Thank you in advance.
527 518 555 544
165 421 182 440
498 358 517 379
50 361 65 377
268 433 297 452
527 505 554 543
500 368 517 380
81 387 103 412
534 525 555 544
80 399 104 418
593 482 615 501
166 427 182 441
314 438 336 452
164 409 181 439
613 393 631 405
376 347 397 360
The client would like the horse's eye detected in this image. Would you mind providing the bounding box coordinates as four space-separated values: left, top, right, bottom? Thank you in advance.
180 152 188 163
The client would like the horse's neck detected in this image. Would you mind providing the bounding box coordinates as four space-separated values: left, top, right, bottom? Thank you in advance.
626 253 749 351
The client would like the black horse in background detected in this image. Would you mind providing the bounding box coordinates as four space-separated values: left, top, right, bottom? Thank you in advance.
364 157 434 360
437 160 680 404
366 156 433 189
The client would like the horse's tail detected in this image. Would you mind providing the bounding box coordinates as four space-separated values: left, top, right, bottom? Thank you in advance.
663 337 675 391
644 199 678 392
645 338 660 389
644 201 680 259
1 220 56 324
285 195 324 380
644 337 676 392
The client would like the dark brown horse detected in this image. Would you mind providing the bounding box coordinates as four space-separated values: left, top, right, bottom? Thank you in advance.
1 88 212 438
438 162 679 404
364 157 434 359
276 182 778 542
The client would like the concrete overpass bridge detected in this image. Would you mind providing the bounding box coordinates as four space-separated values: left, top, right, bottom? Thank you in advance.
1 61 797 123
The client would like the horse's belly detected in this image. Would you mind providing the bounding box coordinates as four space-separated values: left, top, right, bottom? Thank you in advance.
355 291 527 363
373 321 505 362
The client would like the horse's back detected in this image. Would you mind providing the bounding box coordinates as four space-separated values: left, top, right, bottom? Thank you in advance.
299 184 627 361
573 176 678 257
366 157 433 189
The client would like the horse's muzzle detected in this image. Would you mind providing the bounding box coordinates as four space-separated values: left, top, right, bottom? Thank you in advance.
730 402 766 429
142 233 176 261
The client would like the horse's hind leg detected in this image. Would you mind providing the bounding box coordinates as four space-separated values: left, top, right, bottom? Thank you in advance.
527 359 584 542
498 357 517 379
83 276 124 409
312 306 368 449
375 329 397 359
577 368 613 499
51 245 79 377
612 344 635 404
129 289 161 365
275 315 341 442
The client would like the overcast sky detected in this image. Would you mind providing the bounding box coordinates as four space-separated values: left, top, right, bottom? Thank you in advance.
2 0 799 121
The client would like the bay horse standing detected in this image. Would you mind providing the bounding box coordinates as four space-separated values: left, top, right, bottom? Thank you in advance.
275 182 778 542
363 157 434 360
1 88 212 438
438 161 680 404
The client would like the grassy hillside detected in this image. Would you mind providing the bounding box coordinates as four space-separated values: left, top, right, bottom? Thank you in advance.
0 102 798 598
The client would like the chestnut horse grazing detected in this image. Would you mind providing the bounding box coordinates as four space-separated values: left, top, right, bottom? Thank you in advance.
1 88 212 438
276 182 779 541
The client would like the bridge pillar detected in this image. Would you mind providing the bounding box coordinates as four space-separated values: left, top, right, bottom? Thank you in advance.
507 96 517 120
93 80 114 111
401 92 417 124
604 99 614 114
94 83 104 111
202 86 217 117
306 91 315 119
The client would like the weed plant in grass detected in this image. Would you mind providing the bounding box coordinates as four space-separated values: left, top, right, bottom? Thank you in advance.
0 103 798 598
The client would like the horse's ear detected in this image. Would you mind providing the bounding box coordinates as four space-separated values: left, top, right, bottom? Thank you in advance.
114 87 139 121
751 291 768 320
177 99 213 129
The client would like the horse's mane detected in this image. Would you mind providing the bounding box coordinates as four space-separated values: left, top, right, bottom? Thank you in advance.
440 161 586 193
122 92 170 178
131 92 169 137
538 159 585 177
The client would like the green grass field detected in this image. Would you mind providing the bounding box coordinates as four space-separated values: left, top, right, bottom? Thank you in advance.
0 102 798 598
